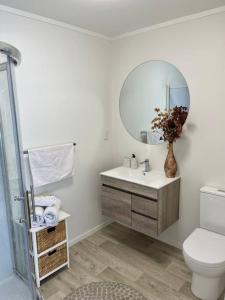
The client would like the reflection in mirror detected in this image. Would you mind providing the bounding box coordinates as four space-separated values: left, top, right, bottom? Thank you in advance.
119 60 190 145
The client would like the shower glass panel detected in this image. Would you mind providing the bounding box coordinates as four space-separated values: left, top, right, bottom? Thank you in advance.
0 56 29 279
0 45 39 299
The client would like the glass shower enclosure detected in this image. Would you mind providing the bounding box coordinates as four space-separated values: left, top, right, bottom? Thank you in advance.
0 42 40 299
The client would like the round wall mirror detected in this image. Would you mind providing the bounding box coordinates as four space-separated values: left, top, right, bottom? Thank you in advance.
119 60 190 144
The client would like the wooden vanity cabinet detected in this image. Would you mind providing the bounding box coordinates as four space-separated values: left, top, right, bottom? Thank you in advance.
101 185 131 226
101 175 180 237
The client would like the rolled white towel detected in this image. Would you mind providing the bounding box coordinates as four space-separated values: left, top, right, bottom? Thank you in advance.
32 206 45 227
44 198 61 227
34 195 59 207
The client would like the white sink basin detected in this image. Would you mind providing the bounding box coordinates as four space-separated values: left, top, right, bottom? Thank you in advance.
100 166 180 189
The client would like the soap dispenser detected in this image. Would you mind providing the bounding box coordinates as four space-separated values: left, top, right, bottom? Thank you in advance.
131 154 138 169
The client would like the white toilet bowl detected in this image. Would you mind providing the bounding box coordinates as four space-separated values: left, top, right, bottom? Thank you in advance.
183 228 225 300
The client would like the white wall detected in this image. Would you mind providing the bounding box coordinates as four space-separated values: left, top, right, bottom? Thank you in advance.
0 10 113 243
0 8 225 251
110 12 225 248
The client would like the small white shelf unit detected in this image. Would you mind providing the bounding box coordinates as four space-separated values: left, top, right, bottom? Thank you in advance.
30 210 70 288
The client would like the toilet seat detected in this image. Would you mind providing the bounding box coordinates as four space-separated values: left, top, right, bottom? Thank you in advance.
183 228 225 268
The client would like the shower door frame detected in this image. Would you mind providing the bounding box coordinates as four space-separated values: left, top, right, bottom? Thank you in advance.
0 50 40 299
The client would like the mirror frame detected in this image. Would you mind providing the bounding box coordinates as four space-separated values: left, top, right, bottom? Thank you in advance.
119 60 190 145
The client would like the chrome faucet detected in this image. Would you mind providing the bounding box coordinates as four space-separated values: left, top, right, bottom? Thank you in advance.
140 159 151 172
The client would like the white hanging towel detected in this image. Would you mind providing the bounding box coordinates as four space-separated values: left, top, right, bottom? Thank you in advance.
28 143 74 188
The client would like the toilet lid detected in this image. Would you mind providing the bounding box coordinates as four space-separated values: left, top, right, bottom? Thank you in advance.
183 228 225 267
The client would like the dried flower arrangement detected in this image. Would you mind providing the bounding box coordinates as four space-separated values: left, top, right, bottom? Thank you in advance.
151 106 188 177
151 106 188 143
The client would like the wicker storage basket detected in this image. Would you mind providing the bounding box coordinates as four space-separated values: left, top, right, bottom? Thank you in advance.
38 243 67 278
37 221 66 254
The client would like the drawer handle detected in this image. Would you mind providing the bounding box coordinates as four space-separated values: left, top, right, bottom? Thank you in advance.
132 210 157 220
48 249 57 256
47 227 56 233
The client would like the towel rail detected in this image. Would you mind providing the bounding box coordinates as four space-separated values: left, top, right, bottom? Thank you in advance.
23 142 76 154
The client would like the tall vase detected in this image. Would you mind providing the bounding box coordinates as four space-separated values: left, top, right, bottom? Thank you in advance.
164 142 177 178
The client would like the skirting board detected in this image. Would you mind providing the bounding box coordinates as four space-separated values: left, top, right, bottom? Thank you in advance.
68 219 182 250
68 220 112 247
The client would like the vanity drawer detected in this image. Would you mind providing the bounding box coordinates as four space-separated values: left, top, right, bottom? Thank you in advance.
132 212 158 237
132 195 158 219
101 185 131 226
101 175 158 200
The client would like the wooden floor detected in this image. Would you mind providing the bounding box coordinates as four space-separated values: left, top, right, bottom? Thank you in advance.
40 222 224 300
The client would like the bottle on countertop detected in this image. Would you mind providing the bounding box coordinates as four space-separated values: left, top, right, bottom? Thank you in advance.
131 154 138 169
123 157 131 168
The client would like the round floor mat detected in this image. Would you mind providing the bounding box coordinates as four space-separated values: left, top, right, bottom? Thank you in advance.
63 281 147 300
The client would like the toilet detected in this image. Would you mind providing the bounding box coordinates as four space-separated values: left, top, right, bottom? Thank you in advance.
183 186 225 300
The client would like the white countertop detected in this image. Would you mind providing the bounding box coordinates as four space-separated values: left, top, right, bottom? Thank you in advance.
100 166 180 190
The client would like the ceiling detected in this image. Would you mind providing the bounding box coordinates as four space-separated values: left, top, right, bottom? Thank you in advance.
0 0 225 37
